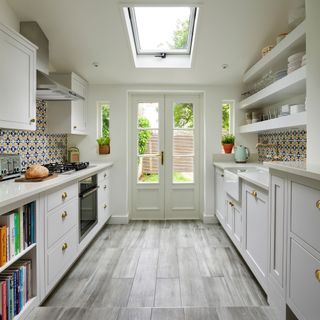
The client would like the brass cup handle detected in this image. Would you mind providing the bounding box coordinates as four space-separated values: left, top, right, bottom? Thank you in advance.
61 211 68 219
251 191 258 197
315 269 320 281
316 200 320 209
104 204 107 209
62 192 68 200
62 243 68 251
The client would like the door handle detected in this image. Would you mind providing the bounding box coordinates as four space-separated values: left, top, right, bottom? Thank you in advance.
161 151 164 165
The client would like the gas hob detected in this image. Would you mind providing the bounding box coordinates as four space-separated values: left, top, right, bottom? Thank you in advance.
43 162 90 174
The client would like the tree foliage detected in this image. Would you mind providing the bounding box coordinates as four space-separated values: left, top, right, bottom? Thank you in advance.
172 19 189 49
174 103 193 128
101 105 110 137
138 117 152 155
222 104 230 132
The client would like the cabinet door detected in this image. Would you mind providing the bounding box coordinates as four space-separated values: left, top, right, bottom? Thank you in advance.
71 77 87 134
215 168 226 223
233 205 242 246
98 177 110 225
226 199 234 234
0 24 36 130
270 175 286 292
244 184 268 282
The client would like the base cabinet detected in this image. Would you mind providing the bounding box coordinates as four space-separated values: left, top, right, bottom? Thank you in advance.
243 182 268 290
215 168 226 224
98 169 111 226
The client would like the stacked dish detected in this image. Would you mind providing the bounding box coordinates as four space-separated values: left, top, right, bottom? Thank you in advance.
290 104 305 114
301 54 307 67
274 69 287 81
288 52 305 73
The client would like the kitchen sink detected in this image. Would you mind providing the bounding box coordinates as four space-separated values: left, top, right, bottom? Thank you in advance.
223 166 269 201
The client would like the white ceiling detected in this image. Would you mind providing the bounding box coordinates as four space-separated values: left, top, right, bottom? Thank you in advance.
9 0 291 85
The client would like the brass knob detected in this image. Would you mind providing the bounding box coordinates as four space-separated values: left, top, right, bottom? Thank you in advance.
315 270 320 281
316 200 320 209
221 174 224 178
104 185 107 190
61 211 68 219
104 204 107 209
62 192 68 200
73 125 77 129
62 243 68 251
229 201 234 207
251 191 258 197
30 118 36 123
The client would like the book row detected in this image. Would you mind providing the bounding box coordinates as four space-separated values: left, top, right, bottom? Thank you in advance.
0 203 36 267
0 260 32 320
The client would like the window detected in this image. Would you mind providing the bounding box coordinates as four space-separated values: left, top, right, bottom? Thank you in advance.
128 6 197 56
98 103 110 138
221 102 233 136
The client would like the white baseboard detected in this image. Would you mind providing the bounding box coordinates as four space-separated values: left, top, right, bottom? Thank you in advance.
108 215 129 224
203 214 219 224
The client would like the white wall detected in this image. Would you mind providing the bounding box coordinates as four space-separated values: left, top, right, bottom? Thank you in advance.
0 0 19 30
306 0 320 164
69 84 257 222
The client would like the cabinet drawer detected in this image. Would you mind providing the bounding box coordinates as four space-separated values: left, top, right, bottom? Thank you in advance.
47 226 78 287
289 239 320 320
291 182 320 252
47 184 78 211
98 169 110 182
47 198 78 248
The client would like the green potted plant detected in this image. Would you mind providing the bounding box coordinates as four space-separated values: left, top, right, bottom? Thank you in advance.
222 134 235 154
97 136 110 155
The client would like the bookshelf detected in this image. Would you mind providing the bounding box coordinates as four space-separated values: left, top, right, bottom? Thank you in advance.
0 200 37 320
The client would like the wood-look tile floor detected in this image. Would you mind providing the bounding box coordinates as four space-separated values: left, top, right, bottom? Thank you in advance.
31 221 278 320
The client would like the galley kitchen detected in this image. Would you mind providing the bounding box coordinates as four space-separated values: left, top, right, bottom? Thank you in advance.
0 0 319 319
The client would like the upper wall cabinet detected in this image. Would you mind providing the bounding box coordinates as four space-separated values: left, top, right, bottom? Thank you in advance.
46 72 88 135
0 23 37 131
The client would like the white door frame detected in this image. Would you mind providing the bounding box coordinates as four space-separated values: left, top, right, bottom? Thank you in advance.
127 90 205 221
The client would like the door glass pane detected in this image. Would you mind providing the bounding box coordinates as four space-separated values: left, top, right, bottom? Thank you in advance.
173 130 194 155
173 103 193 128
173 156 194 183
138 129 159 155
138 156 159 183
138 103 159 128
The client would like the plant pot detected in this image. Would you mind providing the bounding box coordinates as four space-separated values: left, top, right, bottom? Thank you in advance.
99 144 110 155
222 143 234 154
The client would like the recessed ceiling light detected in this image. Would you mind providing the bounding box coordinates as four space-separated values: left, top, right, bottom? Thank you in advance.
222 64 229 70
92 62 99 68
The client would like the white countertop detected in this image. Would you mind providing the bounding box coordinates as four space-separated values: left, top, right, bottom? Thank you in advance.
213 161 263 170
264 160 320 181
0 162 113 209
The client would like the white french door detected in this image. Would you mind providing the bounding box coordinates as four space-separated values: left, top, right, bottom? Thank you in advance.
130 93 200 220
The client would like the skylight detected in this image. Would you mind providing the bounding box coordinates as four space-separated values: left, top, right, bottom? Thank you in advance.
128 7 197 56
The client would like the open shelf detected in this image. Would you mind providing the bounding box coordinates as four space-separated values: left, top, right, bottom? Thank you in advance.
0 243 36 273
243 21 306 83
240 66 306 110
239 111 306 133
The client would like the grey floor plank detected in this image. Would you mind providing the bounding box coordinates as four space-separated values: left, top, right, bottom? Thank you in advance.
151 308 185 320
217 306 278 320
112 247 142 278
157 247 179 278
154 278 181 307
201 247 224 277
59 307 119 320
117 308 152 320
180 277 208 307
178 247 201 278
184 307 220 320
159 222 177 249
27 307 65 320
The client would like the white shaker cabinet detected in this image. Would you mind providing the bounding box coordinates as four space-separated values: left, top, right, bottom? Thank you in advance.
243 182 268 290
215 167 226 225
46 72 88 135
226 196 242 251
98 169 111 226
0 23 37 130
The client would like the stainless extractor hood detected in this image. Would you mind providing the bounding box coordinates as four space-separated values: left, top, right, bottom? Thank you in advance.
20 21 84 101
37 71 84 101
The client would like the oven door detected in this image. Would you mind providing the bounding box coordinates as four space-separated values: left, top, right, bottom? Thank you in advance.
79 176 98 242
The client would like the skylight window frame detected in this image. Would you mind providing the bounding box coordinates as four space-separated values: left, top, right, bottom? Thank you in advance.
128 6 197 56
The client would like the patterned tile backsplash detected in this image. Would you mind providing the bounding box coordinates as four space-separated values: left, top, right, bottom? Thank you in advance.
0 101 67 169
257 129 307 162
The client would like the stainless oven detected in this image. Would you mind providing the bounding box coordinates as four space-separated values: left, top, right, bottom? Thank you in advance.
79 175 98 242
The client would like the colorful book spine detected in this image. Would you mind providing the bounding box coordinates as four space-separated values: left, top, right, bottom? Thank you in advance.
9 215 14 261
1 281 7 320
0 227 7 267
13 213 20 256
19 212 23 253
